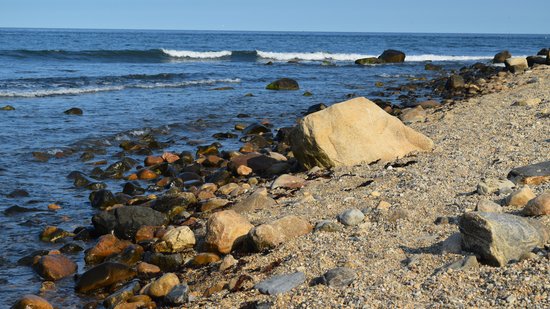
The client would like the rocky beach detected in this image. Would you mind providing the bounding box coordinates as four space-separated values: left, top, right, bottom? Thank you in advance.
5 47 550 308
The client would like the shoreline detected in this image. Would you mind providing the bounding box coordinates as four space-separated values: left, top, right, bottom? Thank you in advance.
8 62 550 308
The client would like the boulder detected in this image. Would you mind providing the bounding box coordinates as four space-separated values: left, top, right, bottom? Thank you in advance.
505 186 536 207
355 57 385 65
537 48 548 56
508 161 550 185
505 57 528 73
527 56 547 67
75 262 136 293
229 152 279 174
493 50 511 63
148 273 180 298
12 295 53 309
266 78 299 90
157 226 196 252
92 206 169 240
85 234 132 264
475 200 502 213
232 188 276 214
378 49 406 63
33 254 77 281
290 97 433 169
523 192 550 216
205 210 254 254
459 212 549 266
90 189 118 209
249 215 312 251
254 272 306 295
445 75 465 90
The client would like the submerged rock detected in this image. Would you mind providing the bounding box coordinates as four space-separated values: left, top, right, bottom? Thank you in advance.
266 78 299 90
355 57 385 65
75 262 136 293
290 97 433 169
459 212 549 266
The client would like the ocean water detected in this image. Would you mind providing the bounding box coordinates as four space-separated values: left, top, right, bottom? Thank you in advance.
0 28 548 307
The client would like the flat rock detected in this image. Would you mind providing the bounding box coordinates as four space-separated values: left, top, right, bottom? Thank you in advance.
523 192 550 216
271 174 305 189
508 161 550 185
322 267 357 287
205 210 254 254
75 262 136 293
232 188 275 214
475 200 502 213
477 178 515 195
290 97 433 169
338 209 365 226
249 215 312 251
254 272 306 295
459 212 549 266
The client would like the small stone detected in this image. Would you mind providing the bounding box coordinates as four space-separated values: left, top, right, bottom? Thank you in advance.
250 216 312 251
441 255 479 271
12 295 53 309
191 252 221 266
514 98 542 107
505 186 536 207
315 220 342 233
271 174 305 189
322 267 356 287
523 192 550 216
377 200 391 210
161 152 180 163
47 203 61 211
254 272 306 295
476 200 502 213
338 209 365 226
148 273 180 298
144 156 163 166
40 226 73 243
159 226 196 252
219 254 238 271
137 169 157 180
137 262 161 277
236 165 253 176
477 178 515 195
165 283 189 305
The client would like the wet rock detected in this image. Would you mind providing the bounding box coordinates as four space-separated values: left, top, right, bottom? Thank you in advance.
155 226 195 252
12 295 53 309
137 262 161 277
1 105 15 111
475 200 502 213
230 152 279 174
103 280 140 309
242 123 270 136
40 226 73 243
64 107 83 115
459 212 549 266
266 78 299 90
250 215 312 251
493 50 511 63
122 182 145 196
505 57 528 73
446 75 465 90
92 206 169 240
59 243 84 254
205 169 233 187
399 105 426 124
232 188 275 214
305 103 327 115
85 234 132 264
17 250 49 266
196 143 220 157
523 192 550 216
290 97 433 169
33 254 77 281
3 205 41 216
205 210 254 254
477 178 515 195
321 267 356 287
144 156 163 166
378 49 406 63
90 189 118 209
505 186 536 207
254 272 306 295
338 209 365 226
152 192 196 213
137 169 158 180
106 244 144 266
355 57 385 65
7 189 29 198
104 160 134 178
75 262 136 293
507 161 550 185
271 174 305 189
424 63 442 71
166 283 189 305
148 272 180 298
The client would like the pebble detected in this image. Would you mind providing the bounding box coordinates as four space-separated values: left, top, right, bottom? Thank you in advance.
476 200 502 212
219 254 238 271
477 178 515 195
322 267 357 287
338 208 365 226
148 273 180 298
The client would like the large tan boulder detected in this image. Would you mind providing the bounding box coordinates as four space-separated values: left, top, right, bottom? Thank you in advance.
205 210 254 254
290 97 434 169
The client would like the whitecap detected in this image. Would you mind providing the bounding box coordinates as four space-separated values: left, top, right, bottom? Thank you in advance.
161 49 232 59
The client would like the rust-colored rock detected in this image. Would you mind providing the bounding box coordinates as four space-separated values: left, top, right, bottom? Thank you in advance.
162 152 180 163
85 234 132 264
135 226 158 242
144 156 163 166
12 295 53 309
137 169 158 180
191 252 221 267
137 262 161 277
33 254 77 281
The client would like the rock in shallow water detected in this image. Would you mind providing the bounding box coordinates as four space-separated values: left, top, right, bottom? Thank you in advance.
254 272 306 295
33 254 77 281
459 212 549 266
75 262 136 293
12 294 53 309
92 206 168 240
265 78 299 90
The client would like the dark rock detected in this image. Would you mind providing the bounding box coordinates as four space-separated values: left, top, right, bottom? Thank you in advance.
196 143 221 157
459 212 549 266
92 206 169 240
104 160 134 178
123 182 145 196
17 250 49 266
32 151 50 162
254 272 306 295
378 49 406 63
40 226 73 243
266 78 299 90
143 252 185 271
90 189 117 209
508 161 550 185
322 267 356 287
3 205 41 216
11 295 53 309
1 105 15 111
86 182 107 191
103 280 140 309
75 262 136 293
80 152 95 162
445 75 465 90
355 57 385 65
166 283 190 305
242 123 270 136
527 56 547 67
73 173 92 188
6 189 29 198
106 244 144 266
493 50 511 63
64 107 83 115
59 243 84 254
425 63 442 71
212 132 238 140
152 192 196 213
205 169 233 187
537 48 549 56
303 91 313 96
229 153 278 174
305 103 327 115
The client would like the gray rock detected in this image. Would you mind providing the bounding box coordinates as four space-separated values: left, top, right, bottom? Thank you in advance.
459 212 549 266
103 280 140 309
477 178 515 195
338 209 365 226
441 232 462 254
254 272 306 295
440 255 479 272
315 220 342 233
166 283 189 305
507 161 550 185
476 200 502 213
92 206 169 240
322 267 356 287
232 188 275 214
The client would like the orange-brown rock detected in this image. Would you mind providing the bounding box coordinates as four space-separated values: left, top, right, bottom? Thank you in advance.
33 254 77 281
197 190 216 201
144 156 163 166
236 165 253 176
137 262 161 277
85 234 132 264
162 152 180 163
249 215 313 251
191 252 221 267
135 225 158 242
138 169 158 180
202 155 224 167
47 203 61 211
12 295 53 309
75 262 136 293
523 192 550 216
205 210 254 254
155 177 172 187
127 173 138 181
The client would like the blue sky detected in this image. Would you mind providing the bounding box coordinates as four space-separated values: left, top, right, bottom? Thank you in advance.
1 0 549 34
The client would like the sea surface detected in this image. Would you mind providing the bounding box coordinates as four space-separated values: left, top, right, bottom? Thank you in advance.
0 28 548 307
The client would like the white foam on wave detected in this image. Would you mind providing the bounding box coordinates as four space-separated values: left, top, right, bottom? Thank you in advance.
0 79 241 98
405 54 494 62
257 50 376 61
161 49 232 59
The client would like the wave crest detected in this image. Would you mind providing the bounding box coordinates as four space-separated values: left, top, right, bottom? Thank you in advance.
161 49 232 59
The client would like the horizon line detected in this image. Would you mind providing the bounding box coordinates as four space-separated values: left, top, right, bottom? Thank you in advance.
0 26 548 36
